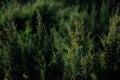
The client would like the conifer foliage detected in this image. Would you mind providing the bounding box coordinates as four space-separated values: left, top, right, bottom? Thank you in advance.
0 0 120 80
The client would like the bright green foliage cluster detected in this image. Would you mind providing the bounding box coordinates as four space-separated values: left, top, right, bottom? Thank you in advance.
0 0 120 80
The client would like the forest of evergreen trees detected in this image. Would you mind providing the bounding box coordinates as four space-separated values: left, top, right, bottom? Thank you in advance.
0 0 120 80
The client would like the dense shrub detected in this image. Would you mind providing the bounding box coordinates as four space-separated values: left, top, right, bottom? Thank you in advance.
101 11 120 80
0 0 120 80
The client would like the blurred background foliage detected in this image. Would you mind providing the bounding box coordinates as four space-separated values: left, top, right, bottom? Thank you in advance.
0 0 120 80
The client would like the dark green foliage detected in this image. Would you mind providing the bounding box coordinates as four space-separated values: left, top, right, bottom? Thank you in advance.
102 13 120 80
0 0 120 80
